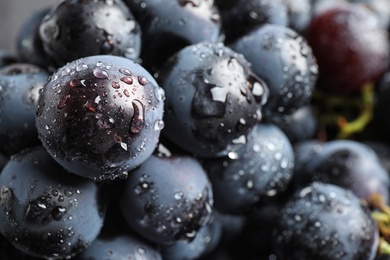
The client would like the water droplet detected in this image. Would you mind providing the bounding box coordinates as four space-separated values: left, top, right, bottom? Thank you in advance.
174 192 183 200
95 95 101 104
37 203 46 209
310 65 319 75
299 186 313 198
154 120 165 131
58 94 70 109
64 190 73 197
119 68 132 76
120 142 128 151
210 86 229 103
252 82 264 97
249 11 258 19
69 79 80 88
154 87 165 101
122 89 130 97
228 151 239 160
52 206 67 221
247 180 253 189
93 68 109 79
137 76 148 85
253 144 261 152
232 135 246 145
111 81 120 89
121 76 133 85
266 189 277 196
186 230 197 238
130 99 145 134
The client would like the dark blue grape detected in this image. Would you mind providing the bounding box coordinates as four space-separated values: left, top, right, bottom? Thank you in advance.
203 123 294 214
273 182 379 260
0 146 106 259
36 55 165 181
229 24 318 126
123 0 222 73
0 63 49 156
39 0 141 67
293 140 390 203
158 41 268 158
286 0 312 34
120 154 213 245
220 0 289 43
16 7 51 69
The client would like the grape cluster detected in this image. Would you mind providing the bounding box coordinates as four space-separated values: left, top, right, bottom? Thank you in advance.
1 0 390 259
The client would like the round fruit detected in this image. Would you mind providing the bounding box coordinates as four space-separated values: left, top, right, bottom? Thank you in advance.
36 55 165 181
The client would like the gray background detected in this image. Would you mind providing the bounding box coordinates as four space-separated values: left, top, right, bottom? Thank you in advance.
0 0 58 52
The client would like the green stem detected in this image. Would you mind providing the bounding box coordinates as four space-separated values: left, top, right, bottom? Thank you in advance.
378 238 390 255
336 83 374 139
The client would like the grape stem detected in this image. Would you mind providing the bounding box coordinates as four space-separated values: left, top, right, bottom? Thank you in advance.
369 193 390 255
336 83 374 139
314 82 374 140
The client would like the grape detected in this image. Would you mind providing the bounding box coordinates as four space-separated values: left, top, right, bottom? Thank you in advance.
307 3 389 93
274 182 379 259
158 41 268 158
39 0 141 67
36 55 164 181
120 154 213 245
293 139 390 203
0 146 106 259
0 63 49 156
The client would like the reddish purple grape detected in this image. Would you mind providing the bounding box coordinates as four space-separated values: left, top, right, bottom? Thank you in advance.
307 3 389 93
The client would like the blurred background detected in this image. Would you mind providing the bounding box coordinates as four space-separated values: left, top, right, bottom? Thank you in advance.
0 0 58 52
